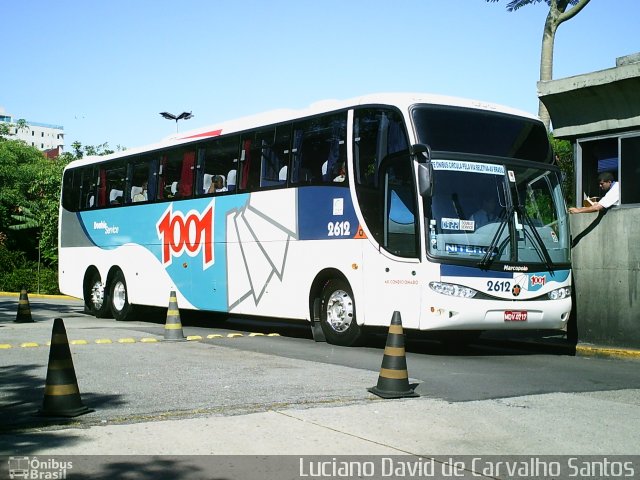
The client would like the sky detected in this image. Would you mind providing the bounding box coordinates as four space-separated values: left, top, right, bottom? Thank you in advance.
2 0 638 151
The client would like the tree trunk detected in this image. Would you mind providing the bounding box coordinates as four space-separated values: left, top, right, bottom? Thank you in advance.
538 9 559 130
538 0 592 131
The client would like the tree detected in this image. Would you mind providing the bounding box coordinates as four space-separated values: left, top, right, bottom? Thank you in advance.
488 0 591 130
70 140 123 159
15 119 30 134
0 119 29 138
0 140 68 263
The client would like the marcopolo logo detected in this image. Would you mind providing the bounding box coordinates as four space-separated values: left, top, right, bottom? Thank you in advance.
156 201 215 269
8 456 72 479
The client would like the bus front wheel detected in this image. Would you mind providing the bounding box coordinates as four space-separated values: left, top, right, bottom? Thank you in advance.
85 271 110 318
320 279 362 346
109 270 136 321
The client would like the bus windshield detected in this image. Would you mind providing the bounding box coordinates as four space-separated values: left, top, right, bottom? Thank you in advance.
411 105 569 270
424 158 570 269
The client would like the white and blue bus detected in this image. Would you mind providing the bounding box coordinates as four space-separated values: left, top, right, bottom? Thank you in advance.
59 93 572 346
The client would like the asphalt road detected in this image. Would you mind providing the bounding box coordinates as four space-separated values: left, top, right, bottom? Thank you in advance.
2 294 639 436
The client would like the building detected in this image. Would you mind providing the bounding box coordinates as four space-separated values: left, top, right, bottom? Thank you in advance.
538 53 640 349
0 106 65 155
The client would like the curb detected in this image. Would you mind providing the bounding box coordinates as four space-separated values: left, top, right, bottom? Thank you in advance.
480 335 640 361
576 343 640 360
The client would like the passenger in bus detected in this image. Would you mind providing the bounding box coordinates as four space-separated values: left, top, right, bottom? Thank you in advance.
109 189 123 205
471 196 500 228
333 162 346 182
165 181 179 198
207 175 227 193
132 181 148 202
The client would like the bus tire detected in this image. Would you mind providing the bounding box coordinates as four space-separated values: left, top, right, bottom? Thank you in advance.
85 271 111 318
320 279 362 347
109 270 136 321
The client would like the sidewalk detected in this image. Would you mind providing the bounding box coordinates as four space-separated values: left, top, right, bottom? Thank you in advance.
3 389 640 456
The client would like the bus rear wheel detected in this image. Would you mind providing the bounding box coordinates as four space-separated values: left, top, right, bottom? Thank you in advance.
85 271 110 318
109 270 136 321
320 279 362 347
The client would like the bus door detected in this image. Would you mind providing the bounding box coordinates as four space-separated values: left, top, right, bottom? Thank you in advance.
360 154 422 329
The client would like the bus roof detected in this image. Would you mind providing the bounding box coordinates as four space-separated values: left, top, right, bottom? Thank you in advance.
65 93 540 169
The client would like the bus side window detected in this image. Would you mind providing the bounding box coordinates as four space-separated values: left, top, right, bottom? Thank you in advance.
239 129 274 191
353 108 409 245
129 157 153 203
61 169 80 211
101 161 126 206
159 149 195 199
81 167 97 210
198 135 240 195
260 124 290 188
291 113 347 186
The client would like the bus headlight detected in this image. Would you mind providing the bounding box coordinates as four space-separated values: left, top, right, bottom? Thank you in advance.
548 287 571 300
429 281 477 298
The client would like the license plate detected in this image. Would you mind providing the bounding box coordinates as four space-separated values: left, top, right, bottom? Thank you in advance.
504 310 528 322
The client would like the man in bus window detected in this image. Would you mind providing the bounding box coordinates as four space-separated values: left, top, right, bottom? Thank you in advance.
133 181 147 202
569 171 620 214
471 196 500 228
208 175 227 193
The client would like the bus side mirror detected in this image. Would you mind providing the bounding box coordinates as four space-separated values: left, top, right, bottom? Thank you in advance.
410 143 431 163
417 163 433 197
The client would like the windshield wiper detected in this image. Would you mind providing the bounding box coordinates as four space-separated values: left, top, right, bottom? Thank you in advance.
517 206 554 272
478 206 512 269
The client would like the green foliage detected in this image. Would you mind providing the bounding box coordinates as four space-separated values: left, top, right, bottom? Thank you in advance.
0 137 121 293
0 140 68 263
70 141 124 159
550 134 574 206
0 244 59 293
486 1 581 12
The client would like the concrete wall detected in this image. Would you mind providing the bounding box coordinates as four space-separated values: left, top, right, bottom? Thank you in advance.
570 208 640 348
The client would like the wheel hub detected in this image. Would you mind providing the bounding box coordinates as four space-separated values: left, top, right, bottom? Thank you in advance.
112 281 126 311
91 281 105 310
326 289 354 333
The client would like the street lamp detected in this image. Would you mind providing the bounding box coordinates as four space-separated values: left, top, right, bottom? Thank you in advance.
159 111 193 133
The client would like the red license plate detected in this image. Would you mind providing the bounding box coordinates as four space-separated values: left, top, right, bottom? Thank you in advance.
504 310 528 322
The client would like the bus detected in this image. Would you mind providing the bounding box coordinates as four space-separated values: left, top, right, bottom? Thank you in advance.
59 93 572 346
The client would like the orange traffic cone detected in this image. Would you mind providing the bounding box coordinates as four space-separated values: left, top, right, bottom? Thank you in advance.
368 311 419 399
15 288 33 323
39 318 93 417
164 290 185 341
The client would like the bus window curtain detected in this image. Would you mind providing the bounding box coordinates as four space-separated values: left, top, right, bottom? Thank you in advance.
98 168 107 206
195 149 206 194
240 139 251 190
374 112 389 186
179 151 195 197
354 117 362 184
291 129 303 183
147 157 159 201
125 163 133 203
261 140 280 185
324 122 341 182
158 155 168 199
